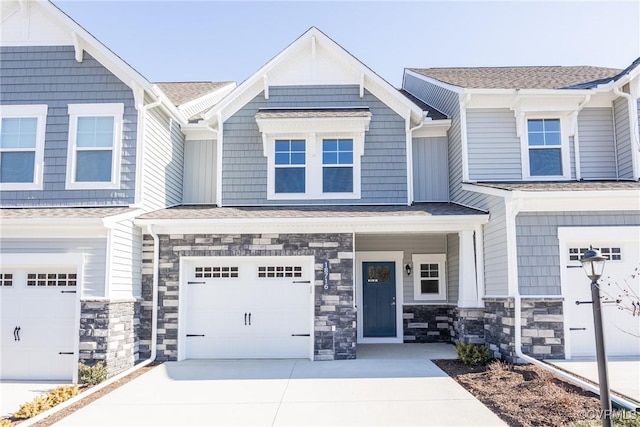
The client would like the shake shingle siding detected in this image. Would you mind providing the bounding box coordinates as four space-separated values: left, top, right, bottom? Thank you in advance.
516 211 640 295
577 108 616 179
614 97 633 179
221 85 407 205
0 46 137 206
403 73 461 200
466 109 521 181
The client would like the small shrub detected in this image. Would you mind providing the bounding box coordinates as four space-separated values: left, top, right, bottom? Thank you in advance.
78 361 108 385
487 360 512 372
1 418 15 427
13 385 79 420
455 342 490 365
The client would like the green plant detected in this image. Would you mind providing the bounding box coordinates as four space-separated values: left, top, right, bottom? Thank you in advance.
455 342 490 365
13 384 80 419
78 361 108 385
1 418 15 427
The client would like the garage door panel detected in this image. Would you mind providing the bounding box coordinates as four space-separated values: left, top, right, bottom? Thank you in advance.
565 240 640 357
184 257 313 360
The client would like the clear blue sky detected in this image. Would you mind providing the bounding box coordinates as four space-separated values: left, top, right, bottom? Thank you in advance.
53 1 640 87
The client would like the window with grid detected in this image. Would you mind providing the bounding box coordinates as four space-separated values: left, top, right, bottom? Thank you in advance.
322 139 353 193
0 273 13 287
274 139 305 193
412 254 447 301
0 105 47 190
257 266 302 278
26 273 77 287
527 119 562 176
569 247 622 262
194 266 239 278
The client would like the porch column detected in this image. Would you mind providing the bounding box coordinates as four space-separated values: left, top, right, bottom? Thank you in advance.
458 229 481 307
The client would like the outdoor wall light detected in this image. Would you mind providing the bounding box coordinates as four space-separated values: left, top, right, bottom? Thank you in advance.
579 246 612 427
405 263 412 276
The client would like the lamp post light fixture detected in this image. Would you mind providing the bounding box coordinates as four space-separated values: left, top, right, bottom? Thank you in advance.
579 246 612 427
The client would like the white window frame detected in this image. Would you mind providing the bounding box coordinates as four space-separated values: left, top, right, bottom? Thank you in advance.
0 104 48 191
412 254 447 301
65 103 124 190
257 115 369 200
519 113 571 181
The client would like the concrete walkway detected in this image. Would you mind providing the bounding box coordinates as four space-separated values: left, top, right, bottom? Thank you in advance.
549 358 640 405
53 344 506 426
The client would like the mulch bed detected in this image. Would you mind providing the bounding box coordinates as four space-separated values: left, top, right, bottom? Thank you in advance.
434 359 638 427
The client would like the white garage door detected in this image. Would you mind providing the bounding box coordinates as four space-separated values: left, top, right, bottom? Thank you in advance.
183 256 313 359
564 240 640 358
0 269 78 380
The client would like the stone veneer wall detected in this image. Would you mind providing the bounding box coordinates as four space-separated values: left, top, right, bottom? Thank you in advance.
79 299 139 377
402 305 454 342
140 233 355 362
453 308 485 344
484 298 565 363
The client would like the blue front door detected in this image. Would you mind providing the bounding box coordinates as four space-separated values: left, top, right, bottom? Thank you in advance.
362 262 396 337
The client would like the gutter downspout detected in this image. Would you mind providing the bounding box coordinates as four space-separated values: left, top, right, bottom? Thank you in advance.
21 226 162 427
407 112 429 205
571 95 591 181
507 200 638 411
613 85 640 180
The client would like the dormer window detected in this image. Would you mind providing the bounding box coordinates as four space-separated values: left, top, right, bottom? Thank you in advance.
527 119 562 176
256 108 370 200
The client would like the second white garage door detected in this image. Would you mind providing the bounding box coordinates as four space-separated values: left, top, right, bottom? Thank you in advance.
182 256 314 359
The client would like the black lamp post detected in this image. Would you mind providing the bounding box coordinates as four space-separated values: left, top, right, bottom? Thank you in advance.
579 246 612 427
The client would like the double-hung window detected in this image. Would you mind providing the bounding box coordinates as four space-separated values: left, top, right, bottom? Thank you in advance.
322 139 353 193
412 254 447 301
274 139 306 193
527 119 562 176
0 105 47 190
66 103 123 189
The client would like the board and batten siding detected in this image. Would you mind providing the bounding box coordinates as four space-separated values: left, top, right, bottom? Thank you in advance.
457 189 509 296
412 137 449 201
221 85 407 205
108 218 142 298
516 211 640 296
614 97 633 179
0 46 137 207
578 108 616 180
403 73 462 200
355 234 458 304
466 109 522 181
183 139 216 204
0 238 107 297
140 103 184 209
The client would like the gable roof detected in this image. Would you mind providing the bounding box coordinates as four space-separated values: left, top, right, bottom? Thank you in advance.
156 82 235 106
407 66 622 90
203 27 425 126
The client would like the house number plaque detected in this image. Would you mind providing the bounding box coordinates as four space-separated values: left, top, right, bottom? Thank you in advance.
323 260 329 290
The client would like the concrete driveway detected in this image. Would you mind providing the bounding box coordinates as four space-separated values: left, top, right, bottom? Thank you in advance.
53 344 506 426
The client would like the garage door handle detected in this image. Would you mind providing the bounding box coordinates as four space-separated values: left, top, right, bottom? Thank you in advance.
291 334 310 337
292 280 311 283
59 352 74 355
188 281 206 284
248 312 251 325
14 326 20 341
566 265 582 269
61 290 76 294
570 328 587 331
186 334 205 337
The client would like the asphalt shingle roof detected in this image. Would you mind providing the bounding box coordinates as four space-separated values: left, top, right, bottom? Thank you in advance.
470 181 640 192
255 108 371 119
156 81 234 106
408 66 622 90
0 207 135 219
137 203 486 220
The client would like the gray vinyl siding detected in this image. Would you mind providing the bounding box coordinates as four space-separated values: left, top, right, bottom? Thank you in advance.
516 211 640 295
0 238 107 297
141 103 184 209
457 189 509 296
446 233 459 304
412 137 449 201
466 109 522 181
578 108 616 179
183 139 216 204
403 74 462 200
614 97 633 179
108 218 142 298
221 85 407 205
355 234 456 304
0 46 137 207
